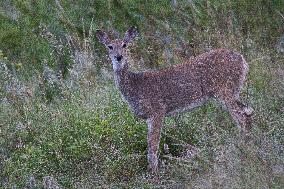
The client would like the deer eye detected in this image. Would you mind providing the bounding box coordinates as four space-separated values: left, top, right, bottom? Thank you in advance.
122 43 127 48
108 45 113 50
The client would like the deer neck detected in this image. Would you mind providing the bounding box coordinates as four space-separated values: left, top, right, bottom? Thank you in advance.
113 62 131 93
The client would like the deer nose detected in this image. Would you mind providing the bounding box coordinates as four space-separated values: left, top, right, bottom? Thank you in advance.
115 55 123 61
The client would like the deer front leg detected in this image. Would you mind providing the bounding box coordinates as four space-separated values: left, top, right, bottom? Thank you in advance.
146 111 165 173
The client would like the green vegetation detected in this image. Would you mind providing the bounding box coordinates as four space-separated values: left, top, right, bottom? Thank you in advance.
1 0 284 188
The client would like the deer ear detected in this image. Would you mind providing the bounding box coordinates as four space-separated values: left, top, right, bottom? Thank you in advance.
124 26 138 44
96 30 110 45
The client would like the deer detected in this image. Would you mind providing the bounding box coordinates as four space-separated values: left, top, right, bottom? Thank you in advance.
96 26 253 173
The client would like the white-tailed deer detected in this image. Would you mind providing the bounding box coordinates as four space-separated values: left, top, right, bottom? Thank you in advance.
96 26 253 173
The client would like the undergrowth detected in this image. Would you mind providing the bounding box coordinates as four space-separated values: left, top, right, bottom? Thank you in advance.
0 0 284 188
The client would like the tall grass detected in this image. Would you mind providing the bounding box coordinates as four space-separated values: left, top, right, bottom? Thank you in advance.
1 0 284 188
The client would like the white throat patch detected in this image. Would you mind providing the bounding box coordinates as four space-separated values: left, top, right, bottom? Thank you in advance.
111 59 126 71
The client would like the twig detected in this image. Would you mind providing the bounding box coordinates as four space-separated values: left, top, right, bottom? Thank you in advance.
276 10 284 21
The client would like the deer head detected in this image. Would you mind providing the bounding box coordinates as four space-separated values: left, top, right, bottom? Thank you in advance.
96 26 138 71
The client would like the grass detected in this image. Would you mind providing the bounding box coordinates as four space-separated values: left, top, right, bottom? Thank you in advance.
1 0 284 188
1 47 283 188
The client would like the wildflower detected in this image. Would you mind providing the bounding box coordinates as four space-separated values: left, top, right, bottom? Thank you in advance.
15 63 22 69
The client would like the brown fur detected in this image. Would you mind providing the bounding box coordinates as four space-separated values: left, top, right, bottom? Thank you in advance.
96 27 252 173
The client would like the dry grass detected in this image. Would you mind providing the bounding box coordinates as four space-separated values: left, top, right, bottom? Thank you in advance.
1 1 284 188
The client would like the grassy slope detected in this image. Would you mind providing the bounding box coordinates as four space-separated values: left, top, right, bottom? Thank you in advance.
1 0 284 188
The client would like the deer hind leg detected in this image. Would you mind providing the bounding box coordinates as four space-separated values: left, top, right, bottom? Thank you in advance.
222 98 253 133
146 110 165 173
